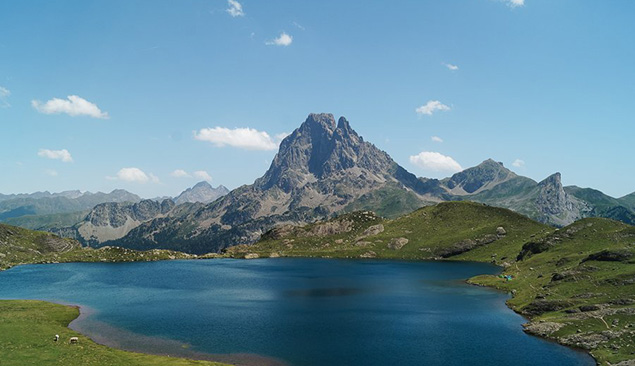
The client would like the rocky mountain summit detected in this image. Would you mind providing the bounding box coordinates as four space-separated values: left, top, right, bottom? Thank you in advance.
174 181 229 205
80 113 633 254
109 113 443 253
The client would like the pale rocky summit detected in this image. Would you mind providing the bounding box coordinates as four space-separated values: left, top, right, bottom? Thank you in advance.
174 181 229 205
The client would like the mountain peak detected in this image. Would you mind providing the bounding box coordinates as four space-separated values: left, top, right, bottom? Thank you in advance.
539 172 562 187
174 181 228 205
443 158 516 195
300 113 337 133
193 181 213 189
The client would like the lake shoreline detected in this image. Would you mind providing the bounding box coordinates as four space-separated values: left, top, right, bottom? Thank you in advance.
0 257 599 366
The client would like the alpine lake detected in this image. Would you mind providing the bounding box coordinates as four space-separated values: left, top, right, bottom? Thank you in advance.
0 258 594 366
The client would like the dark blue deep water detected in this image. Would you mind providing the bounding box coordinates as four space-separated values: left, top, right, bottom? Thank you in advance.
0 259 593 366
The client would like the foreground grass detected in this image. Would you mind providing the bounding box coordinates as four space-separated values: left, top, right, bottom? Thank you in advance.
0 300 230 366
228 202 635 365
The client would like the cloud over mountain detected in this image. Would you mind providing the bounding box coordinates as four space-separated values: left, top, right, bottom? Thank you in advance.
194 126 282 150
409 151 462 172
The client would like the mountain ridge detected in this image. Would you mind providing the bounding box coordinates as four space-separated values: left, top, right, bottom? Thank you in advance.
100 113 634 254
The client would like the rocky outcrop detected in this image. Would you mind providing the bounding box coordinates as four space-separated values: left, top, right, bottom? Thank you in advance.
55 199 177 246
387 237 409 250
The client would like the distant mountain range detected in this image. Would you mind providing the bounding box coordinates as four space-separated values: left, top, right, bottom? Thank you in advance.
0 183 230 236
90 113 634 254
3 113 632 253
0 190 142 224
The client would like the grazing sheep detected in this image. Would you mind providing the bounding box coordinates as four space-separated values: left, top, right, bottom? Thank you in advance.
69 337 79 344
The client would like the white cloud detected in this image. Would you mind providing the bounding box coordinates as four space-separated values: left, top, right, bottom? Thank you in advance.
226 0 244 17
504 0 525 7
415 100 451 116
194 126 284 150
275 132 290 141
0 86 10 108
31 95 109 119
512 159 525 168
38 148 73 163
409 151 462 172
193 170 213 182
293 21 305 31
444 63 459 71
45 169 58 177
266 32 293 47
108 167 157 183
170 169 191 178
431 136 443 143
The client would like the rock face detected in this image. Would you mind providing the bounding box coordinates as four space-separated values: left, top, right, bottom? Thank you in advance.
456 162 629 227
174 182 229 205
53 199 176 246
110 114 444 253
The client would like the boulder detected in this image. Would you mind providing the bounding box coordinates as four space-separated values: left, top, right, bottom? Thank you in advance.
361 224 384 237
388 237 409 250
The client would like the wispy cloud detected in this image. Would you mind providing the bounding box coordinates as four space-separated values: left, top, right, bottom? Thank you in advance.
32 95 109 119
431 136 443 143
193 170 213 182
266 32 293 47
292 21 305 31
194 126 284 151
0 86 10 108
512 159 525 168
226 0 244 17
170 169 191 178
503 0 525 8
45 169 58 177
107 167 159 183
38 148 73 163
443 63 459 71
415 100 451 116
409 151 462 172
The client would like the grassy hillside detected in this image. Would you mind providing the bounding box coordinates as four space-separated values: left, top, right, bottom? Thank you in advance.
342 184 427 218
620 192 635 211
3 210 89 231
470 218 635 365
0 223 196 271
228 201 550 264
228 202 635 365
0 300 229 366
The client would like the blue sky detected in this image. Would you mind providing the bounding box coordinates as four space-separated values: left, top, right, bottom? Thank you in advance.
1 0 634 198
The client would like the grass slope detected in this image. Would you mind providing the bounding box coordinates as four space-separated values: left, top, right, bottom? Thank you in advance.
0 223 197 271
229 201 550 264
3 210 89 231
0 300 229 366
228 201 635 365
470 218 635 365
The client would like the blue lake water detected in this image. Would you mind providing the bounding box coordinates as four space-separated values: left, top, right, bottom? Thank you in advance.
0 258 593 366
